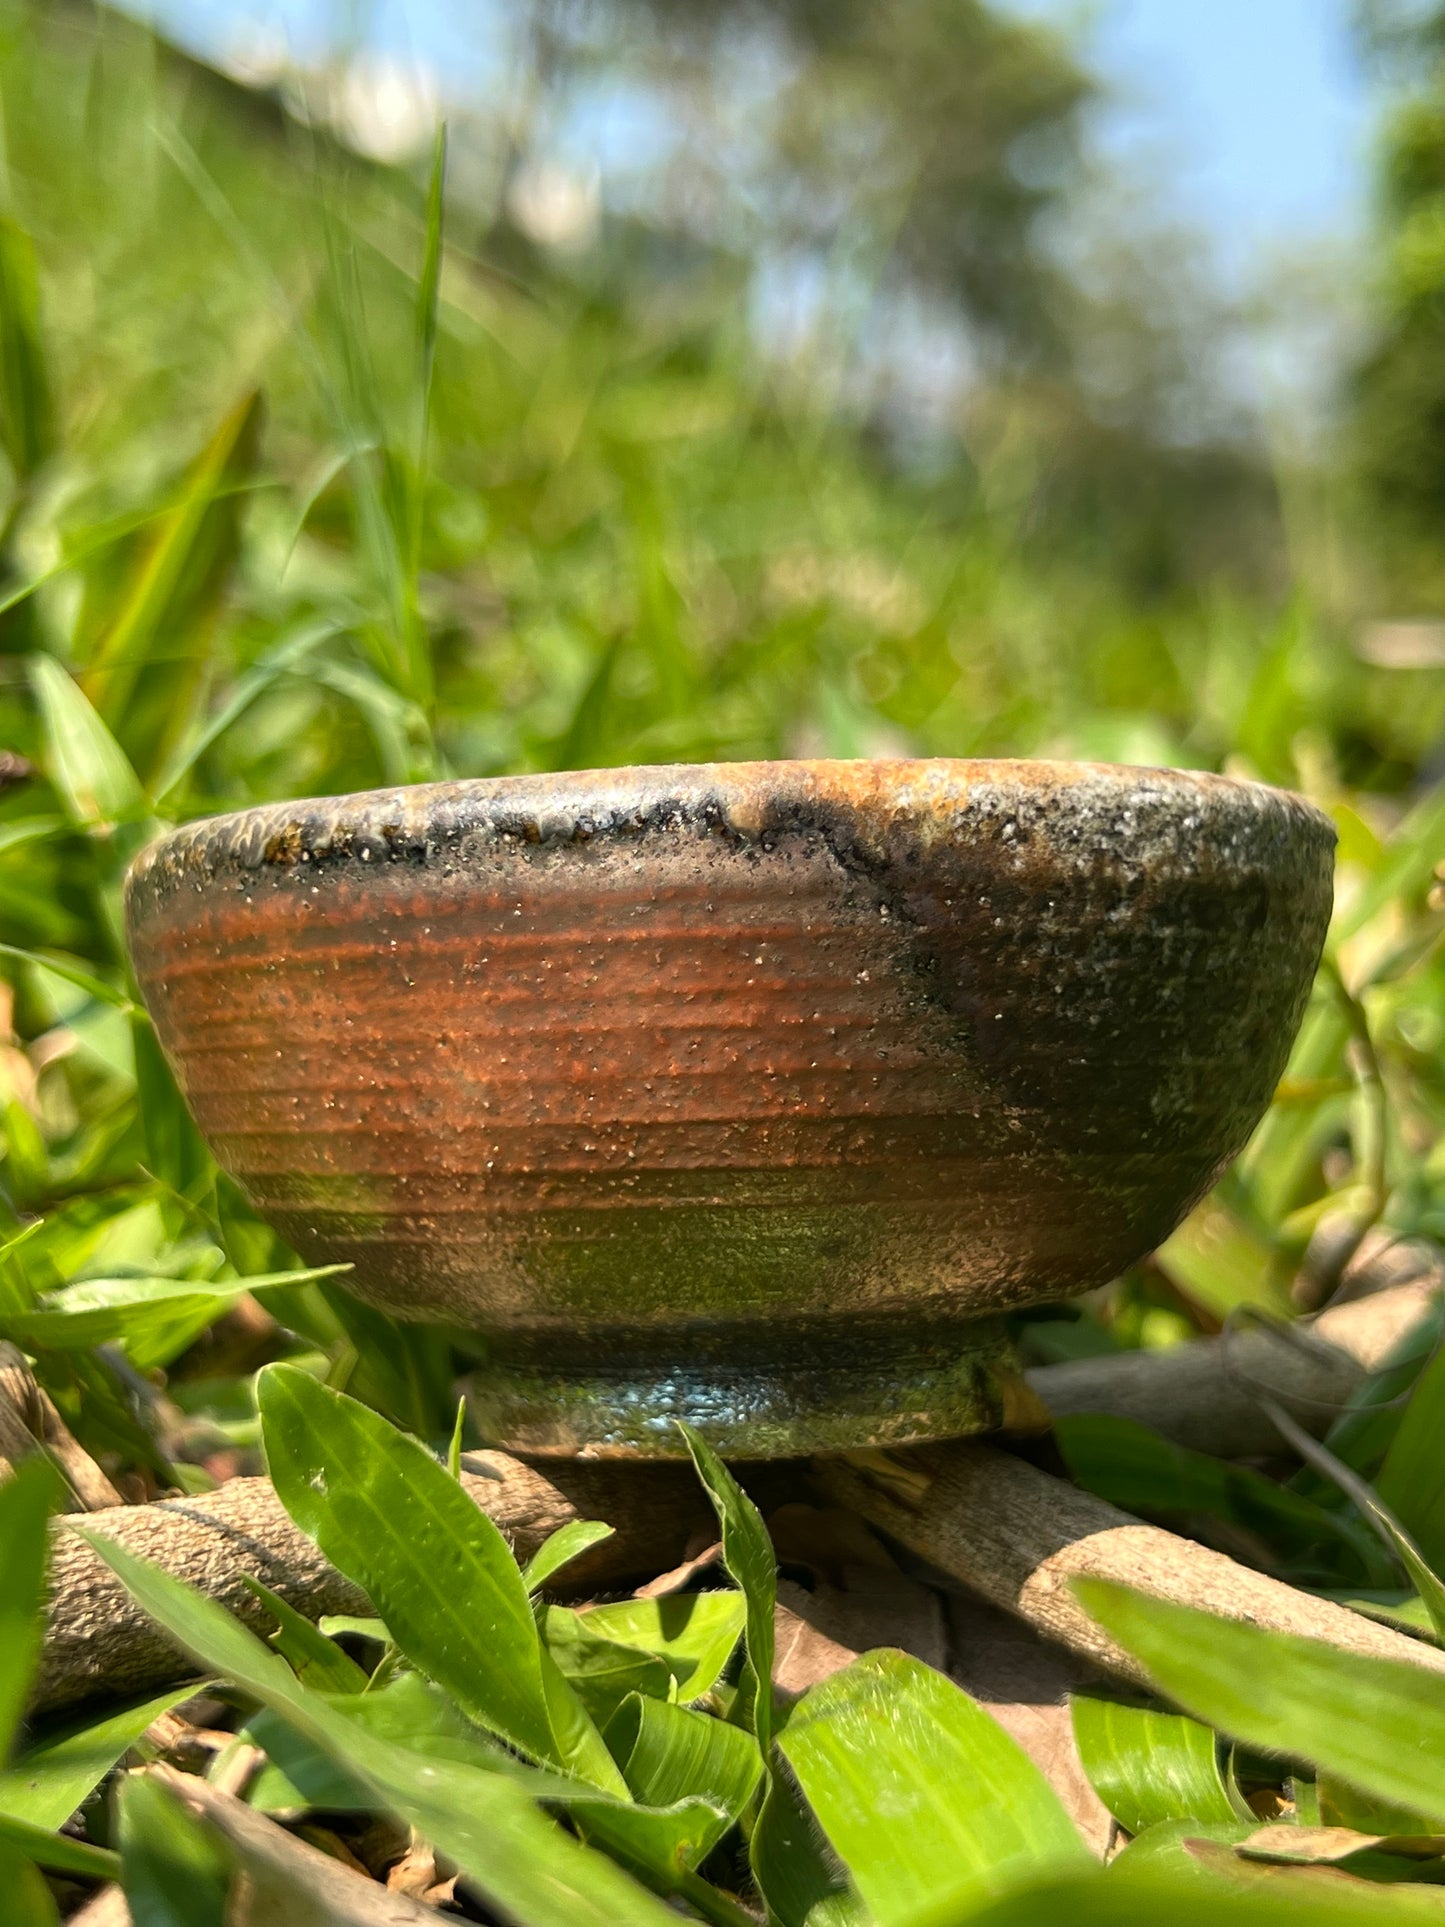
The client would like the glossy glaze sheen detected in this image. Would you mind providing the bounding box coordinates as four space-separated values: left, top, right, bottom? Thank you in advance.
125 760 1334 1455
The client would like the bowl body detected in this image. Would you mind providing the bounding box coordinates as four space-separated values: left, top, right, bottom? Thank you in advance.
126 759 1334 1455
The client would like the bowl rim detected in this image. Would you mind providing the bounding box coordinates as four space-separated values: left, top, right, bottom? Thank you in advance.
125 755 1335 904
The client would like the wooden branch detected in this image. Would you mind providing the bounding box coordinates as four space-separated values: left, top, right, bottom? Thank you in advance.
1027 1277 1442 1459
32 1284 1445 1713
816 1442 1445 1688
71 1768 440 1927
34 1452 708 1715
0 1342 123 1510
162 1766 440 1924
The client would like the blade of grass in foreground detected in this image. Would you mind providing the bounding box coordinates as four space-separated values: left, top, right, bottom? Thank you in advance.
778 1649 1090 1926
1070 1696 1242 1836
0 1459 63 1764
678 1421 776 1750
258 1363 625 1793
78 1528 680 1927
1074 1577 1445 1827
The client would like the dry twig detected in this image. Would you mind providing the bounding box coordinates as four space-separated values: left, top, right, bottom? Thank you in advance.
816 1441 1445 1687
1027 1273 1441 1458
36 1451 710 1713
0 1341 123 1509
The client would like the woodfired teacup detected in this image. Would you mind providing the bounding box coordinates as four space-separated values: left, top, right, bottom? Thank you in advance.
125 760 1334 1456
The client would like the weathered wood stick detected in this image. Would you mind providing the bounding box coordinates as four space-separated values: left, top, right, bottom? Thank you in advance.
39 1425 1443 1715
0 1341 123 1510
35 1452 709 1714
1027 1277 1441 1459
816 1441 1445 1687
73 1767 439 1927
164 1766 440 1924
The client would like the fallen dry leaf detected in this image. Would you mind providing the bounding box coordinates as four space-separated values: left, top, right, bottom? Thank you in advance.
633 1536 722 1598
945 1589 1113 1855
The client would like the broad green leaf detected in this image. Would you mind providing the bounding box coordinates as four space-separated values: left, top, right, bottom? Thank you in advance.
27 655 148 831
258 1363 626 1793
778 1650 1090 1925
318 1615 390 1643
956 1860 1445 1925
1070 1696 1240 1835
543 1615 675 1725
0 1458 62 1763
1378 1345 1445 1580
1107 1816 1253 1876
551 1591 746 1702
0 1843 57 1927
605 1692 762 1840
119 1771 232 1927
0 1808 121 1881
1074 1576 1445 1827
241 1577 368 1694
1 1266 346 1351
0 818 62 859
750 1768 870 1927
1056 1413 1391 1585
79 1528 683 1927
0 218 55 481
245 1671 476 1812
679 1423 776 1748
1318 1771 1438 1836
246 1672 737 1890
523 1520 617 1592
0 1683 197 1828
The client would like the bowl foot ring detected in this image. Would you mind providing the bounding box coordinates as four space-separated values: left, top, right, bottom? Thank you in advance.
467 1317 1038 1459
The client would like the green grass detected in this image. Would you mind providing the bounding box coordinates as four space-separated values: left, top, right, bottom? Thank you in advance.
0 2 1443 1919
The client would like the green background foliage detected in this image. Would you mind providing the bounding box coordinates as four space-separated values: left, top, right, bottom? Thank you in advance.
0 0 1443 1918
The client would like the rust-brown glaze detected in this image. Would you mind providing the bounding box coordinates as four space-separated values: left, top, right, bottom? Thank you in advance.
125 760 1334 1456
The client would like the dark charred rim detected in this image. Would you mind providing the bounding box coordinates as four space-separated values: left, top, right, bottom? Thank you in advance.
125 756 1336 913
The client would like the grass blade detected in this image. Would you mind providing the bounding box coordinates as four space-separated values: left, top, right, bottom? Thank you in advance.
118 1771 232 1927
1074 1576 1445 1827
0 1459 62 1764
81 393 264 782
76 1528 686 1927
522 1519 616 1592
1070 1696 1242 1836
777 1649 1090 1925
0 1684 198 1829
0 1810 120 1883
0 217 54 484
27 656 148 832
678 1422 776 1750
257 1363 626 1792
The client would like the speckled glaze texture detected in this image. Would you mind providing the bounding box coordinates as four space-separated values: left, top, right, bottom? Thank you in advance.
125 760 1334 1456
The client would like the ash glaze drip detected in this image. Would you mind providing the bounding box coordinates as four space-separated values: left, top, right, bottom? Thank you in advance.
126 759 1335 1457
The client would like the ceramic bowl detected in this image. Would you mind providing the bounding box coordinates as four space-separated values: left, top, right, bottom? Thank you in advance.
125 760 1334 1456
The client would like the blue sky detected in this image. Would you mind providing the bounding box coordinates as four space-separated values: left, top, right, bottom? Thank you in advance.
1029 0 1372 288
154 0 1376 294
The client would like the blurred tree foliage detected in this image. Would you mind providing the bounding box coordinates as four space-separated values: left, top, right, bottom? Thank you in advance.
1352 1 1445 593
